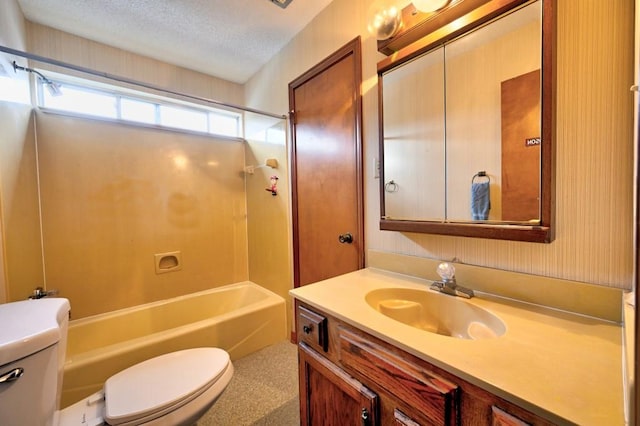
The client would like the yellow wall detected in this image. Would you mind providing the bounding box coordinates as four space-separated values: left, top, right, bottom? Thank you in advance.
0 0 32 304
244 116 292 328
246 0 635 290
0 103 44 302
35 112 249 318
20 23 297 320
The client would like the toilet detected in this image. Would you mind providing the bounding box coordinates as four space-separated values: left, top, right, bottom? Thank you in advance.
0 298 234 426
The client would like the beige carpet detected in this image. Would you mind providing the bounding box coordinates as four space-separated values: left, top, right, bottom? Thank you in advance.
196 340 300 425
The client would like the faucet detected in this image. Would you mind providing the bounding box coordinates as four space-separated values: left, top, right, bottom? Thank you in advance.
429 262 474 299
28 286 59 299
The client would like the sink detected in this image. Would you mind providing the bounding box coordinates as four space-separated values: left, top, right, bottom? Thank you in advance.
365 288 506 340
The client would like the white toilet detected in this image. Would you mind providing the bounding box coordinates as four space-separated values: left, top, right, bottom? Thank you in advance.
0 298 234 426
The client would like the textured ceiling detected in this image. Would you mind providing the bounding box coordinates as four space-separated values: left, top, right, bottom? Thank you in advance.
17 0 334 84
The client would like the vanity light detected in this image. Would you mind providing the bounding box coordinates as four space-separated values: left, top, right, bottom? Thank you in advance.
367 1 403 40
412 0 449 13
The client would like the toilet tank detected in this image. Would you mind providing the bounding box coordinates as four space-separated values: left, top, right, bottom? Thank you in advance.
0 298 70 426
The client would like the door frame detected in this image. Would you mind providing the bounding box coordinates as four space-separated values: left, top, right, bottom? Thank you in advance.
288 37 364 289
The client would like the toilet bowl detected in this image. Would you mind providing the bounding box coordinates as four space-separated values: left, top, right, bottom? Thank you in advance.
0 298 233 426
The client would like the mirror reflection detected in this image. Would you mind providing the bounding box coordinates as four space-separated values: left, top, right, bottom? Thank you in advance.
381 1 542 224
383 46 446 221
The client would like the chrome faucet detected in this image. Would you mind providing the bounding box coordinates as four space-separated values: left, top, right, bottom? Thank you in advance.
429 262 474 299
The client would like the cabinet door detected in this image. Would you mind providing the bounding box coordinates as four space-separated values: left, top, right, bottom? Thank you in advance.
299 343 379 425
339 327 459 425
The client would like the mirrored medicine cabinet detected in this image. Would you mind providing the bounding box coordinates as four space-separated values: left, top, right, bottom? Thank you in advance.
377 0 555 242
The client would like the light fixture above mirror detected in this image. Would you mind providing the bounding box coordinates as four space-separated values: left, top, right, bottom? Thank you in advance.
367 1 403 40
412 0 449 13
367 0 452 41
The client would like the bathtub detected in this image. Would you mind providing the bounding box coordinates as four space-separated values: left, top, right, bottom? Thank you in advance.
61 281 287 408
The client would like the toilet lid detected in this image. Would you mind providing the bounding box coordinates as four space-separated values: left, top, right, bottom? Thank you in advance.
104 347 230 425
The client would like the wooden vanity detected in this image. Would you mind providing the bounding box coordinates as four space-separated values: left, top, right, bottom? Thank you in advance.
290 267 625 425
297 302 554 425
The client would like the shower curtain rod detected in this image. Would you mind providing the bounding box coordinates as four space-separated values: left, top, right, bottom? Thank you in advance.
0 45 287 120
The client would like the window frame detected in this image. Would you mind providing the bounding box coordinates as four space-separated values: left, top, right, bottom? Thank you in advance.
36 75 243 139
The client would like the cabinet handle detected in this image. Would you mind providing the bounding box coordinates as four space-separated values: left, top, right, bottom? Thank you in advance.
361 407 370 426
303 325 313 334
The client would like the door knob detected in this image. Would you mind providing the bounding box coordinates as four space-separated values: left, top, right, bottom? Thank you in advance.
338 233 353 244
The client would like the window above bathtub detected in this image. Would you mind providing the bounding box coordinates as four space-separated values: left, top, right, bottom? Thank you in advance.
34 71 242 139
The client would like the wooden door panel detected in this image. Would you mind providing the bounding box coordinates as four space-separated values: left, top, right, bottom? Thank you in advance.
501 69 541 221
295 56 358 285
290 38 363 288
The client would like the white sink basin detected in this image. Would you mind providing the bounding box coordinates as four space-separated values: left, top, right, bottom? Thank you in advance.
365 288 506 340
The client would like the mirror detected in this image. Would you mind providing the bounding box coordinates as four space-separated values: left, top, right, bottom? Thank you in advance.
378 0 555 243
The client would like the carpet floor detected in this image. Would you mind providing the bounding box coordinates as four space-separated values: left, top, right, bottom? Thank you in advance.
196 340 300 425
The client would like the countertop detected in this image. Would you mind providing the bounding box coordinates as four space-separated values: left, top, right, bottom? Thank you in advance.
289 268 624 426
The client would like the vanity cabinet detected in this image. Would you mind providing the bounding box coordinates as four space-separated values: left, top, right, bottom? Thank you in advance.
299 343 379 425
295 302 555 426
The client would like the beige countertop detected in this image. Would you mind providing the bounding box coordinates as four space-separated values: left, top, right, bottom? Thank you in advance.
290 268 624 426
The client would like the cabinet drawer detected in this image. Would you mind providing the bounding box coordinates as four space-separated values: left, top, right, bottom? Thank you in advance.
297 305 328 352
491 406 532 426
339 327 459 425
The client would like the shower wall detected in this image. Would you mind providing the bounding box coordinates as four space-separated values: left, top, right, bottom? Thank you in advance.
0 0 33 303
0 103 43 303
244 116 292 329
35 112 249 319
0 14 294 321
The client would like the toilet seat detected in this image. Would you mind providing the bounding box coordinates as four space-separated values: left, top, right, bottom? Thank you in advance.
104 347 231 425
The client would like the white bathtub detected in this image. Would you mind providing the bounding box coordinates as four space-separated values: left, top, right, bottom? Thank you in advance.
61 282 287 408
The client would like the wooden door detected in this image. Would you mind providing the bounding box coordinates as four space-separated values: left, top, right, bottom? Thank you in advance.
299 343 379 425
289 37 364 288
501 69 541 222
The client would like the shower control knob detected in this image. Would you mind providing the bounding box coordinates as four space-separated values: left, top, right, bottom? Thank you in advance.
338 233 353 244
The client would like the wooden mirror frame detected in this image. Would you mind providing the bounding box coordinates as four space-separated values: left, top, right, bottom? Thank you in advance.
377 0 555 243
